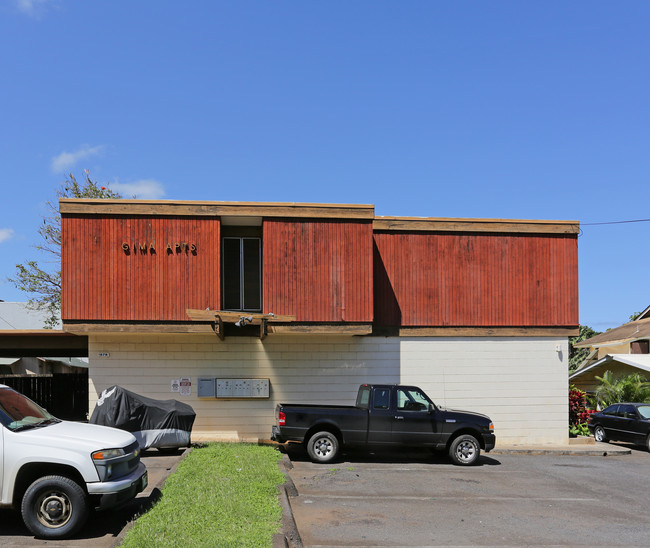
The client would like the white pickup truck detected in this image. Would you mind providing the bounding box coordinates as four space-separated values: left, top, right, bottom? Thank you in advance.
0 384 148 539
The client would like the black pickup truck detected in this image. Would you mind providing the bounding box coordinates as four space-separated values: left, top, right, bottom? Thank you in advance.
271 384 495 465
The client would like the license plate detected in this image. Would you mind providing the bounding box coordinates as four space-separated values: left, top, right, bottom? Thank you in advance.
141 471 148 491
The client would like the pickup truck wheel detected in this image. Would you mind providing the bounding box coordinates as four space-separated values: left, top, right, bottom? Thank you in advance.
307 431 339 463
21 475 89 540
449 434 480 466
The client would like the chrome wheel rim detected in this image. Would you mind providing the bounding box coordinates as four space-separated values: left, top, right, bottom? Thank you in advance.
313 437 333 458
595 427 604 442
35 491 72 529
456 440 477 462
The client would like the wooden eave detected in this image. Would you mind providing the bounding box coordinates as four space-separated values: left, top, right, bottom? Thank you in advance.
373 326 579 337
373 216 580 235
59 199 375 220
62 317 374 339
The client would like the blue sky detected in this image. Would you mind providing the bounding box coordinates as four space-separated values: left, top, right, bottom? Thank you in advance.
0 1 648 331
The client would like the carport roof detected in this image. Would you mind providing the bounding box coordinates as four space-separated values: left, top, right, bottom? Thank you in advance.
0 330 88 358
569 354 650 380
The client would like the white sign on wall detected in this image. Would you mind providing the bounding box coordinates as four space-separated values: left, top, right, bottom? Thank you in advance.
179 377 192 396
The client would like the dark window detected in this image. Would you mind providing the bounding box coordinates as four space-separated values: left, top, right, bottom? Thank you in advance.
356 387 371 409
222 237 261 311
620 405 637 418
373 389 390 410
602 405 619 416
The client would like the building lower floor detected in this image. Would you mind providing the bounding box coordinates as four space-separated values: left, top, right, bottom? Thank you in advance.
87 333 569 446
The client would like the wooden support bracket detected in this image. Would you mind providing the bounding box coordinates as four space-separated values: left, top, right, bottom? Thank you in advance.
212 317 224 341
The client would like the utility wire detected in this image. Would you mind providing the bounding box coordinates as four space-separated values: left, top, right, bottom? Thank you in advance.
582 218 650 226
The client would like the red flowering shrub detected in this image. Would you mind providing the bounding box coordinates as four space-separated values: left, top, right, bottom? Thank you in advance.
569 386 594 426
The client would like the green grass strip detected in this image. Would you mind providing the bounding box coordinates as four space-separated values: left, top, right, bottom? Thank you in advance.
121 443 285 548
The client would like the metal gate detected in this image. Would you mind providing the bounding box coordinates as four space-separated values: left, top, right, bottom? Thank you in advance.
0 372 89 421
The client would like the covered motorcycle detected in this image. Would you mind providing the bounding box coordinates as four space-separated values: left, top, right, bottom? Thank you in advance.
90 386 195 450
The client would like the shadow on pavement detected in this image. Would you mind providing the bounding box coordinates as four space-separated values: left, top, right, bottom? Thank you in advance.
0 487 162 543
281 443 501 466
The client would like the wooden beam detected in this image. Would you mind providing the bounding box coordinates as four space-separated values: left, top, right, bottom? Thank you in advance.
268 324 373 335
373 217 580 235
186 309 296 323
62 322 216 334
372 326 579 337
60 199 375 220
260 319 268 341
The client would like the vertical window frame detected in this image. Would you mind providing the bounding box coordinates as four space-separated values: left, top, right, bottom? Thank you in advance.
221 236 262 312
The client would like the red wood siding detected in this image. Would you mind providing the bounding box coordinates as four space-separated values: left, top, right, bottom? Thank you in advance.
373 232 578 327
263 219 373 322
62 215 220 321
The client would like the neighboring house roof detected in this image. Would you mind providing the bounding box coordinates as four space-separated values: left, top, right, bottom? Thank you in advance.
575 317 650 348
638 305 650 321
0 302 61 330
569 354 650 381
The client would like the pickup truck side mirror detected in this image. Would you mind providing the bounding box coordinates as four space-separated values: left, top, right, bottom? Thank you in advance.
428 403 435 414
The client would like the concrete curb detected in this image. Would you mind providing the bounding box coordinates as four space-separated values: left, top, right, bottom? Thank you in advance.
490 443 631 456
112 447 192 547
275 453 303 548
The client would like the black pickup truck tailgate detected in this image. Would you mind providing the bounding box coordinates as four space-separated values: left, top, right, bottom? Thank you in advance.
273 403 368 444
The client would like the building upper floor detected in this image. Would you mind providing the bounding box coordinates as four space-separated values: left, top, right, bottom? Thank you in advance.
60 199 579 337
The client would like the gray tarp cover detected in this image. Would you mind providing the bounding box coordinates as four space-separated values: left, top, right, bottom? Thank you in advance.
90 385 196 449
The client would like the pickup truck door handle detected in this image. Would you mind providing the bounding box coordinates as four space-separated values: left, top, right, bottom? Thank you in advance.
394 416 404 420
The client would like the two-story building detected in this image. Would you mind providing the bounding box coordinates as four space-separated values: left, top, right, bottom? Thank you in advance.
60 199 579 445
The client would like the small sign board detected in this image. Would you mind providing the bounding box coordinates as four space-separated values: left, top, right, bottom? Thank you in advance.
179 377 192 396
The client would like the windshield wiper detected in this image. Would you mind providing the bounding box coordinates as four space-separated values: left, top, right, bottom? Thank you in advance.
12 418 61 432
12 424 39 432
32 418 61 427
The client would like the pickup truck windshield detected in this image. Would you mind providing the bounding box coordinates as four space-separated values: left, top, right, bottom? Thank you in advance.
0 387 57 431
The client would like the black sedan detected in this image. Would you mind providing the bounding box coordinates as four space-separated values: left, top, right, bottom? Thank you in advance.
588 402 650 451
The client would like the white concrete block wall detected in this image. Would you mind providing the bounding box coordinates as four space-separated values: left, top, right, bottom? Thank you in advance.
87 334 568 446
399 337 569 445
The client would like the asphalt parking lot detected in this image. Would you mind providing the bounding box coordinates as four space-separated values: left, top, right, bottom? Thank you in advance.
284 444 650 547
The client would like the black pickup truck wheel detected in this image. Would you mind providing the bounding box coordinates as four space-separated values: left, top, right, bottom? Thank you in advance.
449 434 480 466
306 431 339 463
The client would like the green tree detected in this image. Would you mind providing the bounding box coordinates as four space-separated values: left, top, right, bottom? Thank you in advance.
591 371 650 409
629 311 642 321
569 324 600 372
9 172 122 328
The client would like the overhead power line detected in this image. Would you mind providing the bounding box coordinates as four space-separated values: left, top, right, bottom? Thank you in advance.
582 218 650 226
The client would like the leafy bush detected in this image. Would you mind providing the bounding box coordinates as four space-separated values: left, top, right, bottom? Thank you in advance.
569 423 591 437
591 371 650 409
569 386 594 437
